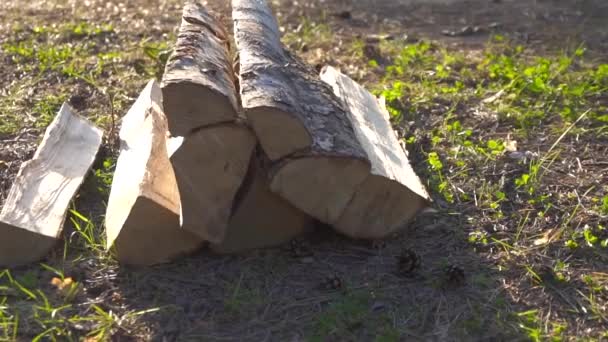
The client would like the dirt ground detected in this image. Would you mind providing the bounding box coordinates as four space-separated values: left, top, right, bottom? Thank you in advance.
0 0 607 341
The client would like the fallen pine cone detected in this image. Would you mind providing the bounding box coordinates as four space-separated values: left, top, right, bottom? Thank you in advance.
321 274 344 291
396 248 421 276
444 265 466 287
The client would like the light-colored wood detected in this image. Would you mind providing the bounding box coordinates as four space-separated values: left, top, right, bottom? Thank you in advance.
105 80 204 265
211 153 314 254
320 66 430 238
232 0 371 224
0 104 102 266
162 1 238 136
169 123 256 243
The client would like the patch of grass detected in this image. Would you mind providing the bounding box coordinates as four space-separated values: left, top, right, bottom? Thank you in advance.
282 16 333 52
368 33 608 340
310 291 399 341
32 94 68 129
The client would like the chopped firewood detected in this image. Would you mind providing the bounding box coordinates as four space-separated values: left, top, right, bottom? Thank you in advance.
320 66 430 238
232 0 371 225
0 104 102 266
169 122 256 243
161 1 238 136
105 80 204 265
210 151 314 254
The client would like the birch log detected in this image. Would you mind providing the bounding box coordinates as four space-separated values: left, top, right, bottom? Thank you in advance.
320 66 430 238
232 0 371 224
0 104 102 266
105 80 204 265
162 1 238 136
211 151 314 254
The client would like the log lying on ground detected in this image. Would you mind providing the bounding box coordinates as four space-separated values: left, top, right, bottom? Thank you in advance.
320 66 430 238
232 0 371 224
161 1 238 136
211 151 314 254
169 123 256 243
105 80 204 265
0 104 102 266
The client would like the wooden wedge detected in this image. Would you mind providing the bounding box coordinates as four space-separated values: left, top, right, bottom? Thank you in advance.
105 80 204 265
0 104 102 266
320 66 430 238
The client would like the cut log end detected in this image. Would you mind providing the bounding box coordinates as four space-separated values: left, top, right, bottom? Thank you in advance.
335 175 428 239
211 154 314 254
247 107 311 160
0 222 57 267
170 124 256 243
320 65 431 238
270 157 369 224
162 82 237 136
161 1 238 135
113 197 203 265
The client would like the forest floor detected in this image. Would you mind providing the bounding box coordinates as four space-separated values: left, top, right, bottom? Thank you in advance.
0 0 607 340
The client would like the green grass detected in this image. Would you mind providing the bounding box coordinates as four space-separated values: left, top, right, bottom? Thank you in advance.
310 291 400 341
361 34 607 340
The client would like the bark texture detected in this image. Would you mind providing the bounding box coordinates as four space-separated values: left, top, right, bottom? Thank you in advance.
232 0 368 162
232 0 371 224
162 1 238 136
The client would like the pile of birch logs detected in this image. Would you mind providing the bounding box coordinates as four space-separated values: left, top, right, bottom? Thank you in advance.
0 0 429 267
104 0 429 265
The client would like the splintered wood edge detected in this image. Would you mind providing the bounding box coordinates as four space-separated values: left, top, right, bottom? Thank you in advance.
0 103 103 266
119 79 162 146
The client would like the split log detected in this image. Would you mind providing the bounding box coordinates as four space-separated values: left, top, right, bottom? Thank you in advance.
0 104 102 266
169 123 256 243
161 1 238 136
320 66 430 238
105 80 204 265
232 0 371 224
211 152 314 254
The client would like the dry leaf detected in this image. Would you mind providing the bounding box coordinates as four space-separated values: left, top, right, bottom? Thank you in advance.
50 277 74 290
533 229 562 246
504 137 518 152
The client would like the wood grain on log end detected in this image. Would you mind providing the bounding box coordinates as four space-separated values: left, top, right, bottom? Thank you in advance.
170 124 256 244
321 66 431 238
106 80 204 265
162 1 238 136
211 152 314 254
270 156 369 224
0 103 102 266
